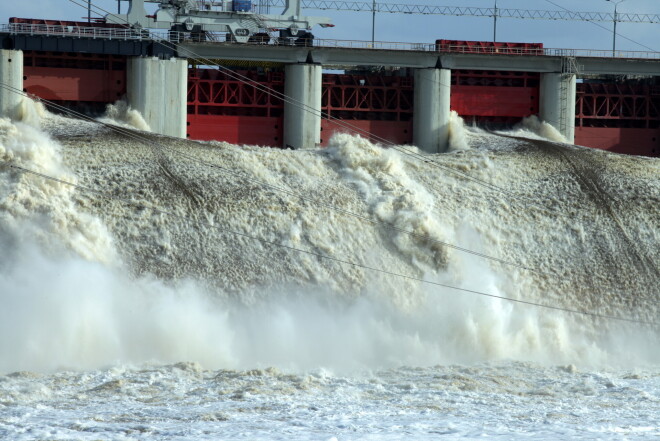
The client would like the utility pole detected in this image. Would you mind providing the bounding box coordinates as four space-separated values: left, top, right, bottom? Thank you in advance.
372 0 376 46
493 0 498 42
607 0 626 57
88 0 91 23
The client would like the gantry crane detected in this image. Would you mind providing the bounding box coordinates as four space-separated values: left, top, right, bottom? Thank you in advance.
106 0 333 43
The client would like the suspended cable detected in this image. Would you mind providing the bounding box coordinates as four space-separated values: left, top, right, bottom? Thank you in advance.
261 1 660 24
66 0 575 219
1 159 656 328
0 81 547 276
543 0 657 52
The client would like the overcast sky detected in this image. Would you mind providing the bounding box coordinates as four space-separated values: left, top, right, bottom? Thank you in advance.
1 0 658 52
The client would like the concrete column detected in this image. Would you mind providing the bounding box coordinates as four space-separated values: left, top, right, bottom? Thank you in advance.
283 63 322 149
0 50 24 119
127 56 187 138
540 73 576 143
413 68 451 153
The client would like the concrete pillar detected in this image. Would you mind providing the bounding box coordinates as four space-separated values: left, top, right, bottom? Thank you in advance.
540 72 576 143
283 63 322 149
127 57 187 138
0 50 24 119
413 68 451 153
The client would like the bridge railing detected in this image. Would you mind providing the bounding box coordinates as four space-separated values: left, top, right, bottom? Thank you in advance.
0 23 167 41
3 23 660 60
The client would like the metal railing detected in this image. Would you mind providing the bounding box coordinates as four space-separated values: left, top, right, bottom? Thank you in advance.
1 23 167 41
4 23 660 60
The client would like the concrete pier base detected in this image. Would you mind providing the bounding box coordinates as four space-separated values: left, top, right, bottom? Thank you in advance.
127 57 187 138
0 50 24 119
283 63 322 149
540 72 576 143
413 68 451 153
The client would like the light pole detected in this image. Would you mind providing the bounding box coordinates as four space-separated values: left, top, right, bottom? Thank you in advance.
88 0 91 23
607 0 626 57
493 0 498 42
372 0 376 46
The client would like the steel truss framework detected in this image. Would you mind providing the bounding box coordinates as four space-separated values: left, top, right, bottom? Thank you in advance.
258 1 660 24
576 83 660 128
321 74 413 121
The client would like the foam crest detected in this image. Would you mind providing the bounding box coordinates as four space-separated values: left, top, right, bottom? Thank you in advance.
98 101 151 132
507 115 568 143
327 133 449 271
447 110 471 151
0 115 117 264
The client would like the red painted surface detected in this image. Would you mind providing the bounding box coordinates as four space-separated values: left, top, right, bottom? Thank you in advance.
187 114 283 146
187 69 284 147
436 39 544 55
575 82 660 157
24 67 125 102
450 70 539 124
322 74 413 121
575 128 659 157
452 86 537 117
576 82 660 128
187 68 284 116
320 120 412 146
22 51 126 103
18 53 659 156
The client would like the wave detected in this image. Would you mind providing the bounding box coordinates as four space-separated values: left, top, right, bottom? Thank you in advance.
0 101 658 373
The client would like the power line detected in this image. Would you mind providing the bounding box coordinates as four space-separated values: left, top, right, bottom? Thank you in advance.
59 0 654 284
0 81 547 276
70 0 576 221
258 1 660 24
543 0 657 53
2 159 655 327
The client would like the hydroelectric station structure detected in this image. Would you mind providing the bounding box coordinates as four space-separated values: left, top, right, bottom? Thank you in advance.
1 0 660 157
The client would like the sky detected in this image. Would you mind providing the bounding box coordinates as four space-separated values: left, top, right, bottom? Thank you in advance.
1 0 659 52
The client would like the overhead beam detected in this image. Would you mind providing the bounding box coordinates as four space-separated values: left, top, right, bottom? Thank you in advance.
258 1 660 24
179 42 660 76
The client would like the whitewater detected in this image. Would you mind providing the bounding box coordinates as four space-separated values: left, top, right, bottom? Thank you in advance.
0 100 658 440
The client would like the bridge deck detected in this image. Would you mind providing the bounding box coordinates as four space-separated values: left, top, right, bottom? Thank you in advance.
2 23 660 76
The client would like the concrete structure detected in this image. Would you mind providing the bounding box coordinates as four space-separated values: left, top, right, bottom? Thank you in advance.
127 57 188 138
283 63 322 149
540 72 577 142
413 68 451 153
179 43 660 76
0 50 24 119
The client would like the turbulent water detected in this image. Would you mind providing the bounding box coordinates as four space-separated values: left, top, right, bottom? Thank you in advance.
0 101 658 440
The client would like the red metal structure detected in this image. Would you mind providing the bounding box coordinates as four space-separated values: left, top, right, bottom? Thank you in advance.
320 74 413 145
23 51 126 110
436 39 544 55
451 70 539 125
186 69 284 146
14 48 658 157
575 82 660 156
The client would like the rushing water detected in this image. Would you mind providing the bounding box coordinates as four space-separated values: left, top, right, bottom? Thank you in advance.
0 101 658 440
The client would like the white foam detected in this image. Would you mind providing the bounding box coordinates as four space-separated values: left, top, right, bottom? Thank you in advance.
98 101 151 132
0 113 657 375
447 110 471 151
505 115 568 143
